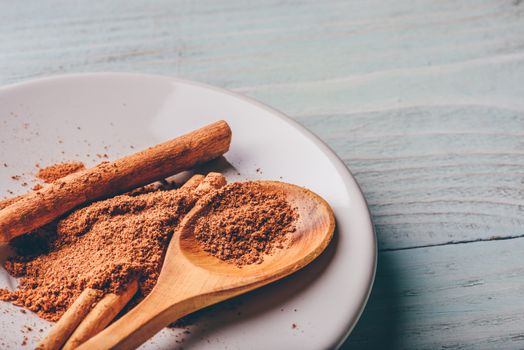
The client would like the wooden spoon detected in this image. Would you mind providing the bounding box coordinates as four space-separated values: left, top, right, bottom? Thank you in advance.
78 181 335 350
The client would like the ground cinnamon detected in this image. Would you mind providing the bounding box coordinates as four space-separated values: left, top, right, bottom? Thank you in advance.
194 182 298 266
1 176 298 332
0 174 225 321
0 178 298 322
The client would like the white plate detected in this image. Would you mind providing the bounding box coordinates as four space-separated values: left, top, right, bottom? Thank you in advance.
0 73 376 349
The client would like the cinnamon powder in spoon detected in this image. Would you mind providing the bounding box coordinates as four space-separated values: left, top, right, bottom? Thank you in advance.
194 182 298 266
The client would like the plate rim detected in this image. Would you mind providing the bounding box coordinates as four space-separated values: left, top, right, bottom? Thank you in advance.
0 72 377 348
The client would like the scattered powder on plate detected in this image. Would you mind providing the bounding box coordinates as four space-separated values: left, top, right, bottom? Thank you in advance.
194 182 298 266
36 161 85 183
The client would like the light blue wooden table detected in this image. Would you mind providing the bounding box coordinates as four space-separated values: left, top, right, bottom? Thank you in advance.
2 1 524 349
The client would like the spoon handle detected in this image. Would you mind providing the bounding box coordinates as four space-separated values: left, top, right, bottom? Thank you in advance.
76 289 194 350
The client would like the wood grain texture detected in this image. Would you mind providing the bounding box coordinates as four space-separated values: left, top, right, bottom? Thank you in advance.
0 0 523 348
347 238 524 350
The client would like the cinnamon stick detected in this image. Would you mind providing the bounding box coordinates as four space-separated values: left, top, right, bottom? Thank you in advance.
0 120 231 242
62 280 139 350
180 174 205 191
35 288 100 350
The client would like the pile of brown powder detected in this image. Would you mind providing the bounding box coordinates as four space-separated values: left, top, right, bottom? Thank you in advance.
0 183 204 321
36 161 85 183
0 177 298 322
194 182 298 266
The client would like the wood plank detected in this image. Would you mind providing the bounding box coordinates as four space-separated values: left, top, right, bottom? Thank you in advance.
344 237 524 349
0 0 523 89
297 106 524 249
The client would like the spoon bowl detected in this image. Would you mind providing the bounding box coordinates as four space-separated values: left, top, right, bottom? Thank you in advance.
79 181 335 350
180 181 334 279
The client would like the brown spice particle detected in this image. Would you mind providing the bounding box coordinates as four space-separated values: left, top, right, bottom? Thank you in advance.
36 161 85 183
292 323 297 329
194 182 297 266
11 175 21 181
